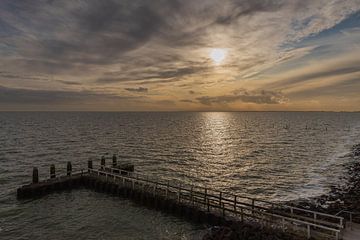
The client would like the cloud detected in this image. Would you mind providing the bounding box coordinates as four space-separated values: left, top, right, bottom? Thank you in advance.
215 0 284 25
180 99 194 103
196 89 288 105
0 0 359 110
124 87 148 93
96 66 206 84
57 80 82 86
0 85 133 104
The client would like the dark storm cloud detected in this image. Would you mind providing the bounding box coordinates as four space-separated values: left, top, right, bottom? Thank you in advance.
0 85 132 104
124 87 148 93
197 89 287 105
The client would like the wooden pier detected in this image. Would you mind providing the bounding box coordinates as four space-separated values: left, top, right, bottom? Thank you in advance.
17 158 357 240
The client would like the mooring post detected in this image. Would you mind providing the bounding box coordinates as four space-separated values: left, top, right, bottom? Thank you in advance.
32 167 39 184
166 181 169 198
241 208 244 222
204 188 207 207
101 156 105 170
153 183 157 197
190 185 194 205
219 191 222 207
88 160 93 172
112 154 117 167
177 183 181 203
67 161 72 176
50 164 56 179
234 195 237 211
252 199 255 214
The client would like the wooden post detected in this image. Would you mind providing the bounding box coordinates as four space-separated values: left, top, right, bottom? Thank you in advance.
101 156 105 170
112 154 117 167
88 160 93 172
67 161 72 176
178 184 181 203
166 181 169 198
50 164 56 179
219 192 222 207
207 198 210 212
234 195 237 211
204 188 207 207
32 167 39 184
240 208 244 222
190 185 193 205
252 199 255 214
222 203 225 217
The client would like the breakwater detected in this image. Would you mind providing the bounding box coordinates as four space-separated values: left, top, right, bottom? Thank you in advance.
17 157 346 240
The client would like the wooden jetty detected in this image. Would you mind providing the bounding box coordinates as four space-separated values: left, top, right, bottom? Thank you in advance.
16 157 358 240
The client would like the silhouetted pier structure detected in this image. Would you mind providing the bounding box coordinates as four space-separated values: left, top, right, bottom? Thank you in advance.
17 156 357 240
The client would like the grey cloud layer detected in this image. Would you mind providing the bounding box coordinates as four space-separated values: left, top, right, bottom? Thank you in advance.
0 0 359 110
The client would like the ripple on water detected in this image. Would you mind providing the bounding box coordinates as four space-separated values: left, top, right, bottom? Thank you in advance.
0 112 360 239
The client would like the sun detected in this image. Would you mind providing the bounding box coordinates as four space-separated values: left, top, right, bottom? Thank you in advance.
210 48 227 64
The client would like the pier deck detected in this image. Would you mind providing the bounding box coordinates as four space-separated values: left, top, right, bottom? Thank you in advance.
16 160 359 240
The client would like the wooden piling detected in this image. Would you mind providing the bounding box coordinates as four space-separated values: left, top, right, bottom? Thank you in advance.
101 156 105 170
32 167 39 184
112 154 117 167
67 161 72 176
88 160 93 171
50 164 56 179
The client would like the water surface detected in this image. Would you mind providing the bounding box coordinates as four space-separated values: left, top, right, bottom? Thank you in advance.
1 112 360 239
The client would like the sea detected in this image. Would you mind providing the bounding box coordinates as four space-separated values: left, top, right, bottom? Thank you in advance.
1 112 359 239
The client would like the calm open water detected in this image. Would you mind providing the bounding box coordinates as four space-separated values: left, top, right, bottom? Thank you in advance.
1 112 360 239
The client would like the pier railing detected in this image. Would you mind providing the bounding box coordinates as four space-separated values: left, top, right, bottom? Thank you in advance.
96 162 344 228
89 163 342 240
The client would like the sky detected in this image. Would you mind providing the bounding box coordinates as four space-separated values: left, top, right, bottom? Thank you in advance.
0 0 360 111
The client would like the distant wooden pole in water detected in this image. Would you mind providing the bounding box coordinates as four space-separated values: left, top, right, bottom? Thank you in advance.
88 160 93 171
50 164 56 179
67 161 72 176
101 156 105 170
32 167 39 184
112 154 117 167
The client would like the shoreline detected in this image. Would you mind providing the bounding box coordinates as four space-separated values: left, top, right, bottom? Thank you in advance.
286 143 360 222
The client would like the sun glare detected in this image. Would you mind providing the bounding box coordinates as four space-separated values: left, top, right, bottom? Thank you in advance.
210 48 227 64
